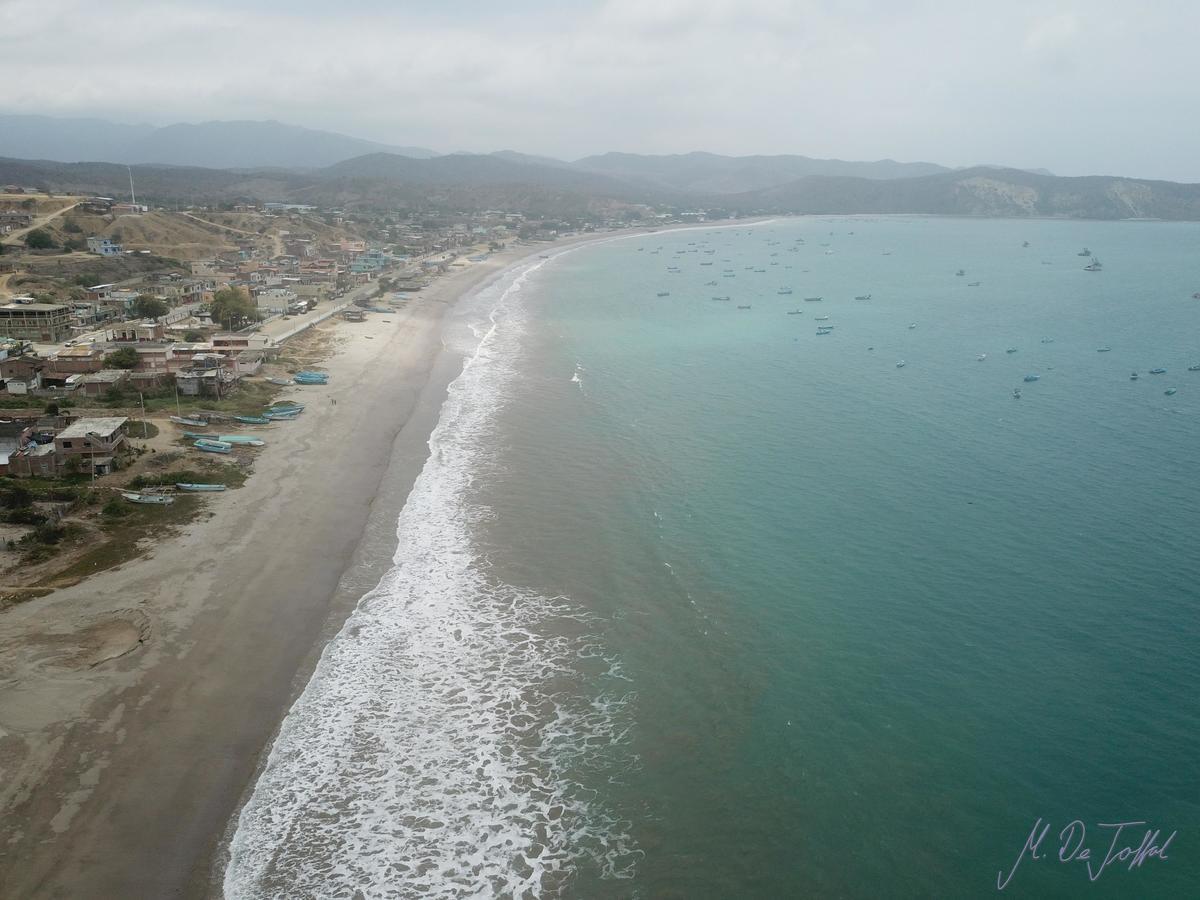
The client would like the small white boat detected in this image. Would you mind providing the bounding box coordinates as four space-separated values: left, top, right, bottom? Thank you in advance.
169 415 207 427
175 483 226 492
896 360 906 368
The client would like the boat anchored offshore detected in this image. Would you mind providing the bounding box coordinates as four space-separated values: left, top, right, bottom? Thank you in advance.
804 296 823 302
1078 247 1092 256
175 482 226 492
737 305 752 310
1023 374 1041 382
1189 364 1200 372
855 294 872 300
896 360 906 368
1150 368 1167 374
1084 257 1103 271
656 291 670 297
1097 346 1112 352
1165 388 1178 395
1131 372 1139 380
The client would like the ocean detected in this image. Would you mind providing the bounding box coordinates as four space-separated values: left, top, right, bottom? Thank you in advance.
225 217 1200 898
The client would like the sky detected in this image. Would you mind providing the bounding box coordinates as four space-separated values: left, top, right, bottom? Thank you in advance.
2 0 1199 181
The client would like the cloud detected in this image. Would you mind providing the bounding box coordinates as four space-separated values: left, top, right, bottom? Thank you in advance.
1 0 1198 180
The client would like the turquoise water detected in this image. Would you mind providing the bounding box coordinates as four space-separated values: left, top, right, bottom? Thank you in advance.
227 217 1199 898
478 218 1200 897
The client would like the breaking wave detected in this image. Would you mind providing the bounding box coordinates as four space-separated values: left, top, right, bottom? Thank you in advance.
224 256 638 898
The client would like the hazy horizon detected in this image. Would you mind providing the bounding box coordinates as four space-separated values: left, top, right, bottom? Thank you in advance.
2 1 1198 181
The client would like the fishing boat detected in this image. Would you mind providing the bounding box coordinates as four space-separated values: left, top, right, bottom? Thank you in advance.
786 310 803 315
968 281 981 287
194 439 233 454
1193 292 1200 299
181 431 209 440
294 374 329 385
1006 348 1018 354
1189 364 1200 372
175 483 226 492
1022 241 1030 248
1023 374 1041 382
803 296 822 302
955 269 966 276
656 292 670 297
978 354 987 361
1078 247 1092 257
855 294 872 300
266 403 304 413
169 415 207 427
263 411 301 421
1096 346 1112 352
122 491 174 505
777 288 793 295
737 305 752 310
122 491 175 505
1131 372 1139 380
908 323 917 329
266 377 294 386
217 435 265 445
815 315 830 321
896 360 906 368
816 329 832 335
1150 368 1167 374
1165 388 1178 395
1084 258 1103 271
234 415 270 425
711 296 731 301
705 280 718 286
1013 388 1022 399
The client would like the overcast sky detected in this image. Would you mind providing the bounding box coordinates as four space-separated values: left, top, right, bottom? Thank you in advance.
3 0 1198 180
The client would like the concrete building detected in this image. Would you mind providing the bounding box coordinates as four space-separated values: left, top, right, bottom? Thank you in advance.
55 416 128 475
0 302 73 342
86 236 123 256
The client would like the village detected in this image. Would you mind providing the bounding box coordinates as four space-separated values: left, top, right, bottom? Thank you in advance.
0 185 649 598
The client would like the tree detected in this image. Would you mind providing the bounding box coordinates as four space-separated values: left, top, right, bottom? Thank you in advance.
24 228 56 250
209 286 258 330
103 347 140 369
131 295 169 319
183 330 204 342
44 401 60 416
62 219 82 234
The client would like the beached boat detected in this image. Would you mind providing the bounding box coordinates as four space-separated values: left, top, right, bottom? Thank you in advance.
175 483 226 492
234 415 270 425
1131 372 1139 380
711 296 731 301
122 491 174 505
266 377 293 386
194 439 233 454
263 411 301 421
217 435 265 445
169 415 207 427
294 375 329 385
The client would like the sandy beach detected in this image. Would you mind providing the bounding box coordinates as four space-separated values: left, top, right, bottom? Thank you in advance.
0 219 760 898
0 234 600 898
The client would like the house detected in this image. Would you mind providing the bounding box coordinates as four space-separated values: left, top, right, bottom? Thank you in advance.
54 417 128 475
111 203 148 216
0 211 35 229
85 284 115 302
75 369 130 397
0 302 73 343
86 236 123 256
108 321 166 342
0 355 46 393
48 345 105 378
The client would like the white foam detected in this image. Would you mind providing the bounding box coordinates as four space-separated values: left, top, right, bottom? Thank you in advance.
225 255 638 898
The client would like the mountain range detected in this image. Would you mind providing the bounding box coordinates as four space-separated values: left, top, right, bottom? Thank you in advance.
0 115 439 170
1 115 1198 221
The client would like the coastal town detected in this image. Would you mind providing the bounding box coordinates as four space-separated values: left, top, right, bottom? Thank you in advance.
0 184 707 598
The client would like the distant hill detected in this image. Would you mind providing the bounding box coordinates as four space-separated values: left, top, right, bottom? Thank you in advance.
4 153 1199 221
574 151 952 193
0 115 438 169
729 167 1200 219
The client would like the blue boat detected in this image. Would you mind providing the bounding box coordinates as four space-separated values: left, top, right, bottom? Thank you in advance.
175 482 226 492
234 415 270 425
263 411 301 421
217 435 265 445
194 439 233 454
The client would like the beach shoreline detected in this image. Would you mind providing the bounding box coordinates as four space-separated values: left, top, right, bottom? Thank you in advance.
0 221 754 898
